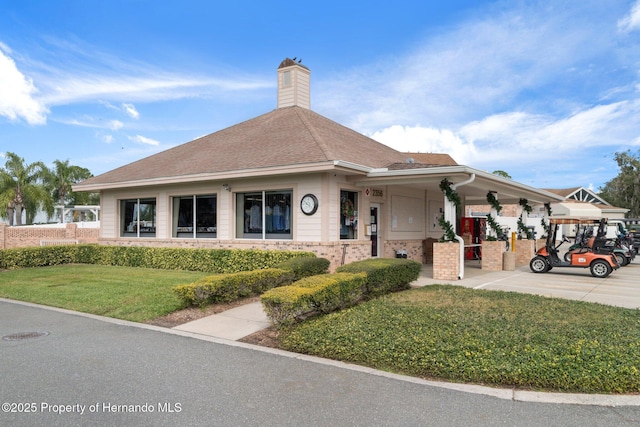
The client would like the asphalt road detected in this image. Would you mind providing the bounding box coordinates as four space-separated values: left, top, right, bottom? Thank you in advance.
1 300 640 427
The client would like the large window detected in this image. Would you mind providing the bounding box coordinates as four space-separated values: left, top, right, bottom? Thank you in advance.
173 195 217 238
121 198 156 237
236 190 292 239
340 190 358 240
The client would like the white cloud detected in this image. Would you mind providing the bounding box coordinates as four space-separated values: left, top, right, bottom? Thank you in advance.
128 134 159 146
372 99 640 177
108 120 123 130
0 45 48 124
122 103 139 119
618 0 640 32
369 125 478 165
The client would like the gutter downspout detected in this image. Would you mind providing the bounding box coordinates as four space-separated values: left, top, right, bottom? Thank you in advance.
451 173 476 280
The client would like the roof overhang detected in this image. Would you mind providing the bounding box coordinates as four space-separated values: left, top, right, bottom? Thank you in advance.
352 165 565 205
73 160 369 192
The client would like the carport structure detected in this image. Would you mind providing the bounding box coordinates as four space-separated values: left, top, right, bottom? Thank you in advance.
354 164 565 279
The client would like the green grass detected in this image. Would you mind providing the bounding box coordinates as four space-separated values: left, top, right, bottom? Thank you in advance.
280 285 640 394
3 266 640 394
0 264 207 322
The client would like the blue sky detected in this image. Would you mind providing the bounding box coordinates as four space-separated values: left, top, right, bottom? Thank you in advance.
1 0 640 191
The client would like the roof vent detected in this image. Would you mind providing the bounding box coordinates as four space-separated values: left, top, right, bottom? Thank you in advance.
405 157 415 164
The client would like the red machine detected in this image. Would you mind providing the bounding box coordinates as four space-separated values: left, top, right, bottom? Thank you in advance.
460 217 486 260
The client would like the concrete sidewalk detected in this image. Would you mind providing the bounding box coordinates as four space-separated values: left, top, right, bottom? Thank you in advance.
172 302 270 340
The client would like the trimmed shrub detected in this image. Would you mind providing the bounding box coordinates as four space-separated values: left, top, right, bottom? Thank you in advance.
261 272 366 326
0 244 314 273
172 268 295 306
0 245 78 269
275 256 330 280
336 258 421 297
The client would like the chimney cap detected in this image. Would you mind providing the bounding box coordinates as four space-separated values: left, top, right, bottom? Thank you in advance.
278 57 309 70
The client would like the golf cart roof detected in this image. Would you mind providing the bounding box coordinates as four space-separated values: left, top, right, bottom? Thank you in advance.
548 217 606 225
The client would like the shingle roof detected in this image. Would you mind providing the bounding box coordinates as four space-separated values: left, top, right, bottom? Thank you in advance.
541 187 582 197
389 153 458 169
79 106 408 187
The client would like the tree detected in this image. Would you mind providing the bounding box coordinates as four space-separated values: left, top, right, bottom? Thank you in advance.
45 159 93 206
0 152 52 226
492 170 512 179
598 150 640 217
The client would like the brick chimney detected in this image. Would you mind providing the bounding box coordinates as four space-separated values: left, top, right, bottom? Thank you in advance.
277 58 310 109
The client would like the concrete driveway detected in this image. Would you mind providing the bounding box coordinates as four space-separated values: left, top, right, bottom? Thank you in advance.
415 261 640 309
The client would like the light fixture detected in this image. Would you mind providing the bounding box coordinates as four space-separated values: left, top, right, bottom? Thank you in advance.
223 184 231 192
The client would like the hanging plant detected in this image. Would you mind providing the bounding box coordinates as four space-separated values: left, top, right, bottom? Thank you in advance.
486 214 501 240
438 215 457 242
486 191 502 214
439 178 461 208
438 178 460 241
519 198 532 214
517 217 533 240
540 203 553 238
485 191 503 239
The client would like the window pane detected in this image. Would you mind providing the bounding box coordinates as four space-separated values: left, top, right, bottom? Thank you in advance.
121 200 138 237
236 190 292 240
173 195 217 238
266 191 291 239
121 198 156 237
195 195 216 237
340 190 358 240
237 192 263 238
138 198 156 236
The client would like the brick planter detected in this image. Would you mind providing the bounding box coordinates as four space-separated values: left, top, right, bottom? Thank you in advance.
515 239 536 266
433 241 460 281
481 240 504 271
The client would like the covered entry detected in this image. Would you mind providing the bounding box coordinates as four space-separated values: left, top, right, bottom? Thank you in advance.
354 165 564 279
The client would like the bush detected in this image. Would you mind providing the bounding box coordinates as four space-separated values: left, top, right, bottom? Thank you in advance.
261 272 366 326
275 256 330 280
336 258 421 297
0 244 314 273
172 268 295 306
0 246 78 269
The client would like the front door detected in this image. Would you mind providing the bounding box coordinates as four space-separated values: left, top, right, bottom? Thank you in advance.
370 203 380 257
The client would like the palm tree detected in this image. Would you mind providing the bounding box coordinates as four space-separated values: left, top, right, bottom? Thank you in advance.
44 159 94 222
0 152 52 226
46 159 93 205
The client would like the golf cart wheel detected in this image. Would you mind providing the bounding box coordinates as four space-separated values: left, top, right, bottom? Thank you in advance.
590 260 612 278
530 256 549 273
615 253 629 266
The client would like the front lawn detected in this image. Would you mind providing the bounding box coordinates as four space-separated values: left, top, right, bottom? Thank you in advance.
0 264 207 322
279 285 640 394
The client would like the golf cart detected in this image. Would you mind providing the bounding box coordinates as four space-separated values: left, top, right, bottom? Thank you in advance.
563 222 633 266
530 217 620 278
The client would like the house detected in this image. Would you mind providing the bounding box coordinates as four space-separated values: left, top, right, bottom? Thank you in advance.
74 58 563 273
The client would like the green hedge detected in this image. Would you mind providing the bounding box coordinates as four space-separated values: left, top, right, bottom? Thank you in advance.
0 246 78 269
261 272 366 327
336 258 422 297
172 268 296 306
0 244 314 273
275 256 330 281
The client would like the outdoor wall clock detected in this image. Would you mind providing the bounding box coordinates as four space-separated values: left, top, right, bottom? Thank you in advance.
300 194 318 215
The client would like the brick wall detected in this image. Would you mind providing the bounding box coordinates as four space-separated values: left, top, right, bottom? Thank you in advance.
0 223 99 249
382 239 423 262
481 240 505 271
433 242 460 280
